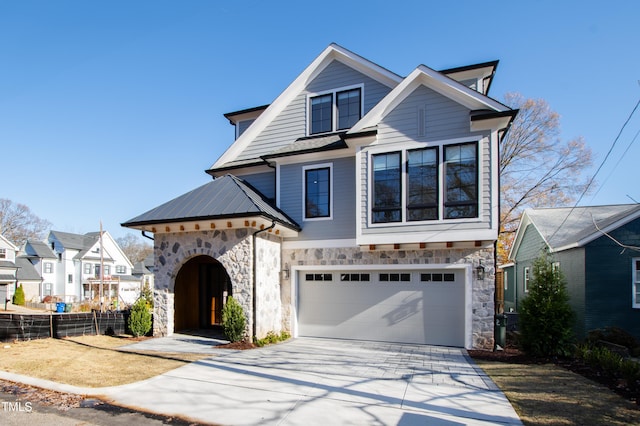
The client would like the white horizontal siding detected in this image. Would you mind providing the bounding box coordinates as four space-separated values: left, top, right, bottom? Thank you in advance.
361 85 495 239
236 60 393 162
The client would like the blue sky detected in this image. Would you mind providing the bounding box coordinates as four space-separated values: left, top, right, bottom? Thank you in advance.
1 1 639 241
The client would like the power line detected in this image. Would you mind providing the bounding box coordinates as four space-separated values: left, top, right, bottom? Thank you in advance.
548 96 640 242
592 127 640 199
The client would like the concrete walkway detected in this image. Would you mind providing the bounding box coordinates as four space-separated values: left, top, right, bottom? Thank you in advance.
0 336 522 425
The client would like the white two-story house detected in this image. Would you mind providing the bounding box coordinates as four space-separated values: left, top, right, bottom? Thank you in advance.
123 44 516 349
22 230 142 307
0 234 19 304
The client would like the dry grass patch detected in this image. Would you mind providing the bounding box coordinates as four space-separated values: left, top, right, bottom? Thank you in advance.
0 336 209 388
476 360 639 426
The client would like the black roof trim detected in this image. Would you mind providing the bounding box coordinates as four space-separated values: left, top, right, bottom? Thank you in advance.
470 109 518 121
205 159 269 175
343 129 378 139
439 60 499 75
223 104 270 121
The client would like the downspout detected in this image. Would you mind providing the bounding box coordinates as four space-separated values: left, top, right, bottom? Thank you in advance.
266 161 277 205
141 231 154 241
252 220 276 341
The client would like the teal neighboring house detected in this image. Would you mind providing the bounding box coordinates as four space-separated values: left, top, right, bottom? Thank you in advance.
503 204 640 340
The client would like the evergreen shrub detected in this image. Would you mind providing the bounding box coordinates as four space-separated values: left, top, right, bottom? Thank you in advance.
222 296 246 343
519 252 575 357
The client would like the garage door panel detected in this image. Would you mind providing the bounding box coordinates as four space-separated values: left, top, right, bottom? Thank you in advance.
298 270 465 347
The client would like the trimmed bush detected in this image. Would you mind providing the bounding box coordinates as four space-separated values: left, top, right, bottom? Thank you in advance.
519 253 575 357
128 298 152 337
12 284 25 306
222 296 246 343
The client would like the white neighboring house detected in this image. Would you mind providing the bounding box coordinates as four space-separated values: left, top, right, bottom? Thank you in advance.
21 240 57 301
0 234 19 304
22 230 144 307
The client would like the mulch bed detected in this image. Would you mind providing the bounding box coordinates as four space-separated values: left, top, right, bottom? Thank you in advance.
214 340 256 350
469 346 640 406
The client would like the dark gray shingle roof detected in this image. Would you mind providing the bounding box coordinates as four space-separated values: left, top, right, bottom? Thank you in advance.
122 174 300 230
50 230 99 251
16 257 41 281
24 240 56 259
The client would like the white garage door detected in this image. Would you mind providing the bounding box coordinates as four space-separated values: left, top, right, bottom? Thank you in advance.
298 270 465 347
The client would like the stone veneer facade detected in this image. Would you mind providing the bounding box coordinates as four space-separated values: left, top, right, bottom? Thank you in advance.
152 229 282 340
151 228 495 350
280 246 496 350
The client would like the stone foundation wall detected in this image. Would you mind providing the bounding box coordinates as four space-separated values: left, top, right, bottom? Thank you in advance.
281 246 496 350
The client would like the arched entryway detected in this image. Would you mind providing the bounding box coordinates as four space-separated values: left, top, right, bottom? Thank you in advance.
174 255 232 332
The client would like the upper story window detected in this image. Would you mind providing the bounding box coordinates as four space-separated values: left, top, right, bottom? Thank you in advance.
371 140 479 224
0 248 5 259
309 86 362 135
633 259 640 309
524 267 530 293
444 142 478 219
84 263 92 274
44 262 53 274
372 152 401 223
303 164 332 220
116 265 126 274
407 147 438 221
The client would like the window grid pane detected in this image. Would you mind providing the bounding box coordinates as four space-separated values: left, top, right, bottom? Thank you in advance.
311 94 332 134
444 142 478 219
305 167 330 218
337 89 361 130
407 147 438 221
372 152 402 223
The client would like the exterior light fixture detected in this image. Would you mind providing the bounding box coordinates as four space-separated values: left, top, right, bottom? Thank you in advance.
475 264 485 281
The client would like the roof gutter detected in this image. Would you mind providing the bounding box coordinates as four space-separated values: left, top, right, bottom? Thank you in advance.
251 220 276 341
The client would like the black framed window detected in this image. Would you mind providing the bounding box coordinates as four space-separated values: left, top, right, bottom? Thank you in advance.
310 94 332 134
337 88 361 130
444 142 478 219
305 167 330 218
372 152 401 223
407 147 438 221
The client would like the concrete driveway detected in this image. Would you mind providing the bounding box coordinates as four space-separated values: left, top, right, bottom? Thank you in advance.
99 336 522 425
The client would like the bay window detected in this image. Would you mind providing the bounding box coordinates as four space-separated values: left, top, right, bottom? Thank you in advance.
371 141 479 224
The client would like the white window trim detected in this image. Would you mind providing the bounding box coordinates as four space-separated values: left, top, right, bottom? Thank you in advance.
633 258 640 309
366 137 483 228
524 267 530 293
306 84 364 136
302 163 333 221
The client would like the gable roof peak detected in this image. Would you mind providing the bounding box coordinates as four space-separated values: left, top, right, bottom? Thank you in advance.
212 43 403 169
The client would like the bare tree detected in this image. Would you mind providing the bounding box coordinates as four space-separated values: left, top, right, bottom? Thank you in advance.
0 199 51 247
499 93 593 262
116 233 153 264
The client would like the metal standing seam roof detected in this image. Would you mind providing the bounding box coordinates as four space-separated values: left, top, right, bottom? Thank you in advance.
122 174 300 231
526 204 640 250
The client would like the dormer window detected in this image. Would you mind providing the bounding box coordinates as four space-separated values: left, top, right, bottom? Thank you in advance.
309 86 362 135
